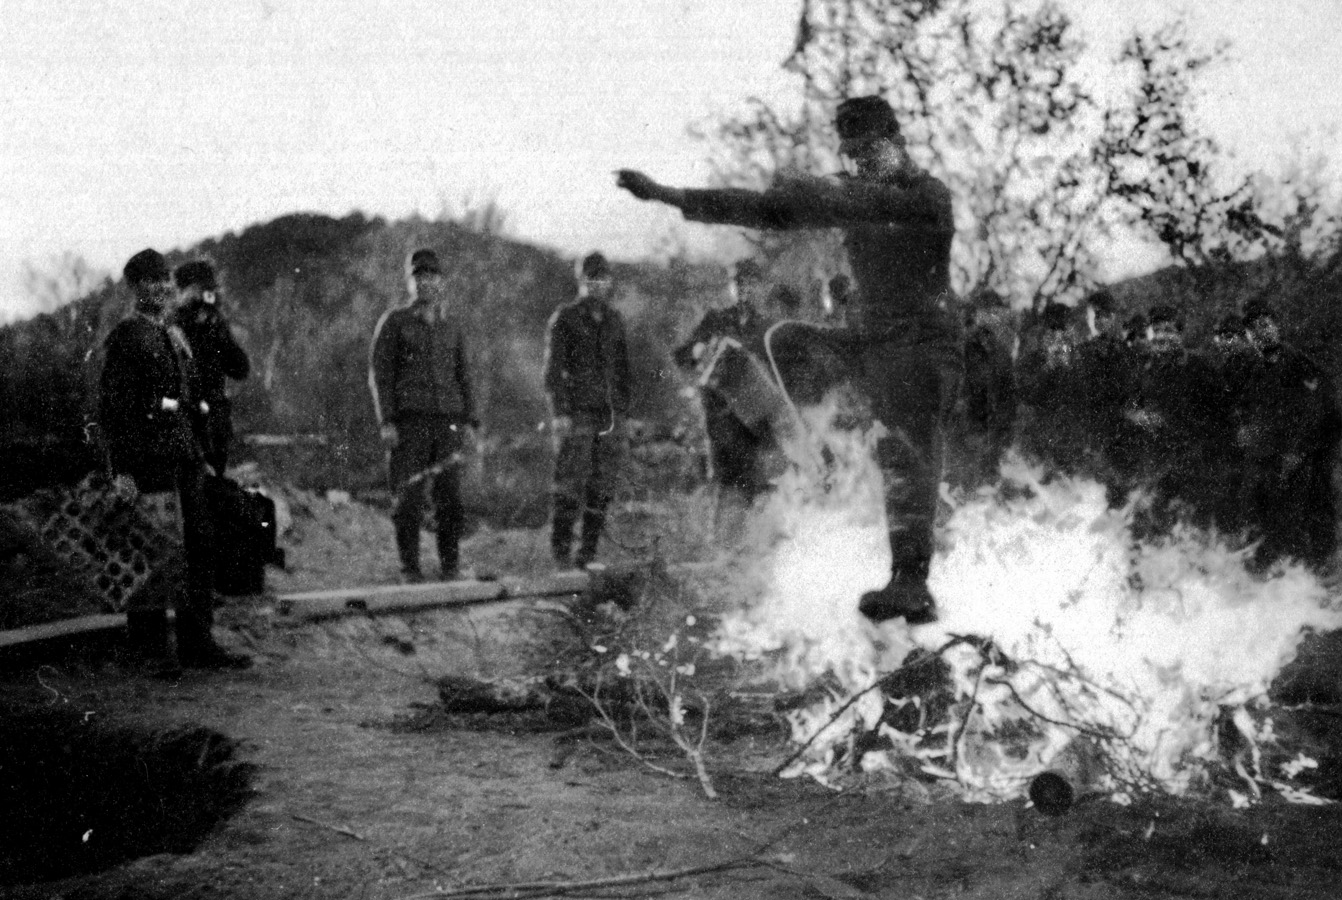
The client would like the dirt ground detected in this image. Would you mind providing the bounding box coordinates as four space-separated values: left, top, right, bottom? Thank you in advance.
5 490 1342 899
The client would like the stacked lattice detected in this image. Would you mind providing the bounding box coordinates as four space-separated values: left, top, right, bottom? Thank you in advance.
6 474 183 612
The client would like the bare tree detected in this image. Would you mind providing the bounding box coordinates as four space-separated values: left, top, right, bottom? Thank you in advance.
19 252 111 320
693 0 1284 316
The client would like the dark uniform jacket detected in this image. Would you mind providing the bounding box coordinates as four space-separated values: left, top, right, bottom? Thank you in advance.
963 321 1017 436
168 298 249 405
98 315 200 489
1119 350 1226 485
1239 343 1342 463
543 298 631 422
677 171 959 350
369 303 476 426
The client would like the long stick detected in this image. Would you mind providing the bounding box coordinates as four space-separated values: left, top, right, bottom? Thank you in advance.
290 813 365 841
392 858 762 900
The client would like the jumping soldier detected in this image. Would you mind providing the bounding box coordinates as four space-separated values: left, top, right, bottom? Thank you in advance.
672 259 776 542
543 252 632 570
1237 299 1341 569
369 248 478 582
618 94 962 624
99 248 250 670
170 259 250 475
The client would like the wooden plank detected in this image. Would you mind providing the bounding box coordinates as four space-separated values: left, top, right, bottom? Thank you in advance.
0 563 702 648
0 613 127 649
497 570 591 598
274 579 508 621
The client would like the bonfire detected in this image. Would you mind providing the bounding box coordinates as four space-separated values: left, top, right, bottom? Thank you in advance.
713 397 1342 810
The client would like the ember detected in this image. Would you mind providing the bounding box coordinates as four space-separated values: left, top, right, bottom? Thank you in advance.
712 401 1342 808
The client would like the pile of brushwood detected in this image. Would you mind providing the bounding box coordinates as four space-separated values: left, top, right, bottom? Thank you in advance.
400 560 788 798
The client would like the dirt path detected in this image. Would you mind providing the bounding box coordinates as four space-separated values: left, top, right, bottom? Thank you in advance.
4 598 1342 900
6 498 1342 898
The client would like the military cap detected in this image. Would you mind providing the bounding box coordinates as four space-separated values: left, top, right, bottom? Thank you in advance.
973 288 1008 309
835 95 904 144
731 259 765 283
1242 298 1277 326
1147 305 1183 330
578 252 611 280
123 248 170 286
173 259 218 292
409 248 442 276
1084 289 1115 315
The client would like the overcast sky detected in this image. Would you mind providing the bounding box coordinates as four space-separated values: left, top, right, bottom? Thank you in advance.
2 0 1340 322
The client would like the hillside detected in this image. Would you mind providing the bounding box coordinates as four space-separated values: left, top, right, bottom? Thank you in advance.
0 213 728 502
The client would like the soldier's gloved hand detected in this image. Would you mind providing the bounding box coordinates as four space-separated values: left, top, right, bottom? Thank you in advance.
111 474 139 505
380 423 399 446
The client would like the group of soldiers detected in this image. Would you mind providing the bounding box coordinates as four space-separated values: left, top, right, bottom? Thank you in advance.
98 249 252 672
963 289 1342 570
99 93 1335 653
367 247 636 582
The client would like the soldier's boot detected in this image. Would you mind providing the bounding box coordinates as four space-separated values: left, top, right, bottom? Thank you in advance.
573 509 607 570
176 605 252 670
859 535 936 625
393 515 423 582
551 495 580 567
436 522 461 581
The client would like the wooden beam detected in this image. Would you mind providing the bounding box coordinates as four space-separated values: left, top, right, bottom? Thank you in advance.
0 564 672 650
273 570 592 622
0 613 128 649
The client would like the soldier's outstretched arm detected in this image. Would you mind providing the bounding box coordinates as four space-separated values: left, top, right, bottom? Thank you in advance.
616 169 950 232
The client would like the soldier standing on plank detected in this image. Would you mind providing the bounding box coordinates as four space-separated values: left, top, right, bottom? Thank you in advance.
369 248 478 582
170 259 250 476
543 252 632 570
99 248 251 670
618 94 962 624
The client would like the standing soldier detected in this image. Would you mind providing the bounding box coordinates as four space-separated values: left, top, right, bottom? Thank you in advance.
673 260 775 543
960 291 1017 483
369 249 478 583
1204 314 1255 533
99 248 250 670
1117 306 1225 530
1075 289 1132 477
543 252 632 570
1238 299 1341 569
618 94 962 624
170 259 250 475
1016 302 1085 472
